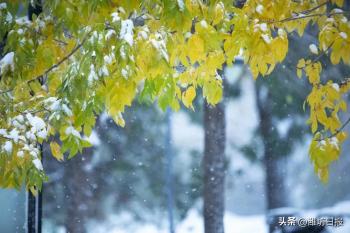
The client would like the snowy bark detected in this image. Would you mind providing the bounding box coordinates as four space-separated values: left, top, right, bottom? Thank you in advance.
203 100 226 233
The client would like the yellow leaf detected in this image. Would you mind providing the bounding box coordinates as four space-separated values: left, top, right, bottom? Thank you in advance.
182 86 196 109
318 167 329 183
331 0 344 7
212 2 224 25
50 142 63 161
187 35 205 62
297 68 302 78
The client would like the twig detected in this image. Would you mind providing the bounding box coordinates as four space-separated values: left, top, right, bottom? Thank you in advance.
0 32 91 95
28 32 91 83
316 116 350 141
297 42 334 70
297 1 329 15
264 11 349 24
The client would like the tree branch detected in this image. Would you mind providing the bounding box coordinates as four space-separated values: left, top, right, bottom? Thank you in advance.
296 1 329 15
28 32 91 83
264 11 349 24
296 42 334 70
0 32 91 95
316 116 350 141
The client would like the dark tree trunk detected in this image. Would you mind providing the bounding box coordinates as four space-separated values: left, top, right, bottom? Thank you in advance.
27 2 43 233
64 147 94 233
203 100 226 233
255 83 287 211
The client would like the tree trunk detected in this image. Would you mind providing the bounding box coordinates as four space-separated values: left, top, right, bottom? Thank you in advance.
255 83 287 210
64 147 94 233
203 100 226 233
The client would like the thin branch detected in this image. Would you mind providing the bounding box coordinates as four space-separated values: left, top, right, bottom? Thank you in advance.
28 32 91 83
296 1 329 15
15 107 50 115
316 116 350 141
264 11 349 24
297 42 334 70
0 32 91 95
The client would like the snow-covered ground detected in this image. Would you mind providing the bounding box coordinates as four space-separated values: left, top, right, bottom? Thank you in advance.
87 209 267 233
83 201 350 233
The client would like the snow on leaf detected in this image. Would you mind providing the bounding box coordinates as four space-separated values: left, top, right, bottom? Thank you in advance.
32 158 43 170
256 5 263 14
3 141 13 153
259 23 268 32
261 34 271 44
111 12 120 22
332 83 340 92
120 20 134 46
177 0 185 11
0 2 7 9
0 52 15 75
309 44 318 55
65 126 81 138
339 32 347 39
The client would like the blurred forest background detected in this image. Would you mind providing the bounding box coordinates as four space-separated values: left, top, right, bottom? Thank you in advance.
1 3 350 233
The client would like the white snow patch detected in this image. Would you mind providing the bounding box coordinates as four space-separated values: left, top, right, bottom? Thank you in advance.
150 34 169 62
120 20 134 46
261 34 271 44
105 29 116 40
0 2 7 9
177 0 185 11
45 97 61 111
3 141 13 153
17 150 24 157
111 12 120 22
99 65 109 77
278 28 285 37
120 45 127 60
330 136 339 149
15 16 31 26
8 129 19 142
340 32 347 39
32 158 43 170
88 64 98 85
0 129 7 136
65 126 81 138
121 68 128 78
309 44 318 54
6 12 12 23
259 23 268 32
0 52 15 75
87 209 267 233
84 130 100 146
200 20 208 28
62 104 73 116
256 4 263 14
332 83 340 92
104 54 114 65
